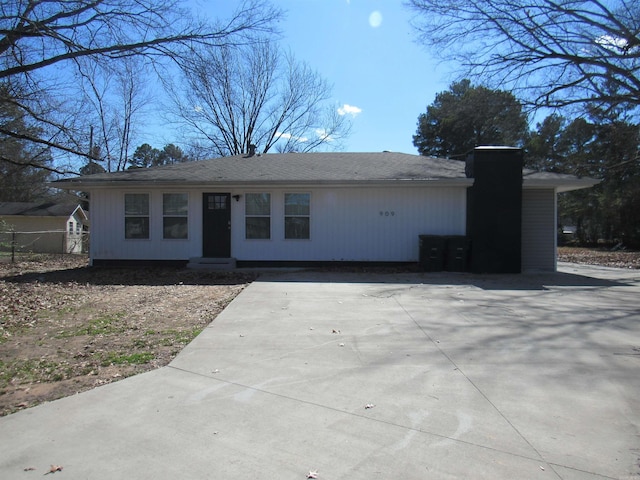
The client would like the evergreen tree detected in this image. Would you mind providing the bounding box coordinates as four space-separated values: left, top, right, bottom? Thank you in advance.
413 80 529 158
527 111 640 247
0 84 53 201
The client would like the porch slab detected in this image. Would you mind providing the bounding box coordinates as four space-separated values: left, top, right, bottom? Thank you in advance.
186 257 237 270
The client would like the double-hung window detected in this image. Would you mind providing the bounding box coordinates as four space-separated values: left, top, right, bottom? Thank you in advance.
284 193 310 239
163 193 188 239
124 193 149 239
245 193 271 239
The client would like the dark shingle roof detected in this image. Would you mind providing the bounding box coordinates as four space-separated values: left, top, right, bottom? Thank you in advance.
54 152 469 187
0 202 82 217
52 151 598 192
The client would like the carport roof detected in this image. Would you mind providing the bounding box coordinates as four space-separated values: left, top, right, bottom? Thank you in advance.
53 151 597 191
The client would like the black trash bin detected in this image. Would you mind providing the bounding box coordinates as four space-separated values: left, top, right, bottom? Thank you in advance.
445 236 471 272
419 235 446 272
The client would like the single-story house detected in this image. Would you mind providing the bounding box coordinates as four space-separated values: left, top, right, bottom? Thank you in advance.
0 202 89 254
53 147 597 272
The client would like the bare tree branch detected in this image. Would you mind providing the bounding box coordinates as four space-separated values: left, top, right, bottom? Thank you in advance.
0 153 77 176
169 40 351 157
0 1 281 79
0 125 87 159
0 0 282 177
407 0 640 113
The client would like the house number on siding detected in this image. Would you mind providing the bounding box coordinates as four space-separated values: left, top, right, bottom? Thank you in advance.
379 211 395 217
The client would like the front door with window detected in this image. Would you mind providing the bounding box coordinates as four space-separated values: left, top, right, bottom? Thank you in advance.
202 193 231 257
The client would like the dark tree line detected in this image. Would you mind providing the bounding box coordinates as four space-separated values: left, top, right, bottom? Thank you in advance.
130 143 190 169
528 109 640 247
414 80 640 248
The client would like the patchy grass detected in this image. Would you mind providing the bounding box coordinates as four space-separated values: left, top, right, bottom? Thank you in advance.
56 312 128 337
0 256 256 416
100 351 155 367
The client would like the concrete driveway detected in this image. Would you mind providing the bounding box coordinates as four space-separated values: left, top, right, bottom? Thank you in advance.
1 263 639 479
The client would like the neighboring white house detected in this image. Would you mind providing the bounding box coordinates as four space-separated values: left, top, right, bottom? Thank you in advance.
0 202 89 254
53 149 598 272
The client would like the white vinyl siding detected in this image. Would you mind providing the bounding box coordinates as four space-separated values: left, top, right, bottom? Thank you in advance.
90 190 201 262
88 186 466 264
521 189 556 271
234 186 466 262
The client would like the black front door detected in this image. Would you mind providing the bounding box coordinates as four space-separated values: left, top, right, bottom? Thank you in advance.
202 193 231 257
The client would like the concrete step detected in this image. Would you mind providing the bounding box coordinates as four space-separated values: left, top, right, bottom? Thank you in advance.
186 257 237 271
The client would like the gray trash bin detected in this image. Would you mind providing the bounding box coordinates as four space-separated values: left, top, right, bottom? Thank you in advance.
445 236 470 272
419 235 446 272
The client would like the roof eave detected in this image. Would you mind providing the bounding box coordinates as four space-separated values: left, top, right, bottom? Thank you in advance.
523 178 601 192
53 178 474 190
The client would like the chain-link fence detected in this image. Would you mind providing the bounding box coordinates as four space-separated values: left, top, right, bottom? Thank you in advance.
0 230 89 262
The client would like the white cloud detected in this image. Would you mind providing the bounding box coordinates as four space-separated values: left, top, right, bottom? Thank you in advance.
337 104 362 117
595 35 637 53
316 128 335 142
276 131 308 143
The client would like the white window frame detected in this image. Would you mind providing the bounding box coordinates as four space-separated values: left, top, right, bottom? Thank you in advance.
162 193 189 240
284 193 310 240
124 193 150 240
245 193 271 239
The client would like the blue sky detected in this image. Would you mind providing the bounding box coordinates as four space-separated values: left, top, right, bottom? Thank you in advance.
187 0 452 154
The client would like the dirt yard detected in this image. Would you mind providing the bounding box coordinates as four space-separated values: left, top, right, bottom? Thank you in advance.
1 248 638 417
0 256 255 417
557 246 640 269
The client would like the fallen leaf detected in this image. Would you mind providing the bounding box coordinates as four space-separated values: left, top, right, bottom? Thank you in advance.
44 465 63 475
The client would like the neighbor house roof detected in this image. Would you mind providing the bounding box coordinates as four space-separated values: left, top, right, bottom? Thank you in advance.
53 151 598 192
0 202 86 218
